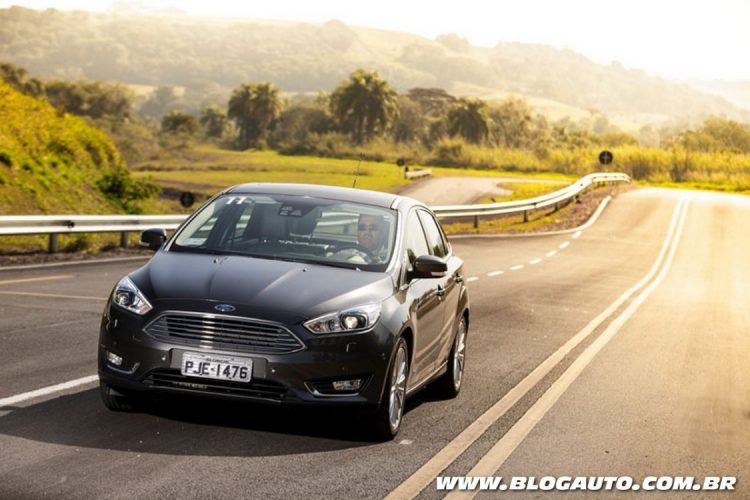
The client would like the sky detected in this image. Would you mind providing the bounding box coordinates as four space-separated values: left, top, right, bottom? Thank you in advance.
1 0 748 81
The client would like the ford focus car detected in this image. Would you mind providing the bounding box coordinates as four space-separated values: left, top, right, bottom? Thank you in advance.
98 183 469 439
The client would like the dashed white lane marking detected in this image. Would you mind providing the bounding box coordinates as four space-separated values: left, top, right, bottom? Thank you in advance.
0 375 99 407
510 265 524 271
0 275 73 286
487 271 504 277
559 241 570 249
529 258 542 265
467 277 480 283
545 250 557 258
572 231 582 239
399 440 414 446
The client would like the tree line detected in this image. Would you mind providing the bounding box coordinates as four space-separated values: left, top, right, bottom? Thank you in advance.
3 62 750 164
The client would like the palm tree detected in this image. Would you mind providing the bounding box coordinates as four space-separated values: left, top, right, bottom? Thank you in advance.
199 106 229 139
330 69 399 143
446 98 490 144
227 82 282 149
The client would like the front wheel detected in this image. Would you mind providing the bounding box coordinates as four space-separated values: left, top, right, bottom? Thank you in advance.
99 381 140 412
434 316 467 398
371 338 409 441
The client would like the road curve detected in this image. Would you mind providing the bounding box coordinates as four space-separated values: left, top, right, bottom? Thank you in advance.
399 176 565 205
0 187 747 499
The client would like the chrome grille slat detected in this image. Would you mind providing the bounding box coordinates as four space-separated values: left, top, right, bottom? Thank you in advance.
164 318 282 335
152 323 287 340
144 312 305 354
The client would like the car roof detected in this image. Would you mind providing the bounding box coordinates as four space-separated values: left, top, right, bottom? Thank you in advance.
226 183 420 210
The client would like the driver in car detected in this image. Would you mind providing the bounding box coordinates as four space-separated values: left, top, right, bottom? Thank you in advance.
357 214 388 262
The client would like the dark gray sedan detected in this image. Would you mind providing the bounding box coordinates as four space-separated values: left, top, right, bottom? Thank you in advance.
98 183 469 439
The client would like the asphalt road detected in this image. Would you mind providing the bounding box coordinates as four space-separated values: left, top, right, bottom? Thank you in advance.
0 187 747 499
399 177 566 205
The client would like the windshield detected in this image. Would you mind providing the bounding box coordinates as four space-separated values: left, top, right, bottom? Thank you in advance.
171 193 398 271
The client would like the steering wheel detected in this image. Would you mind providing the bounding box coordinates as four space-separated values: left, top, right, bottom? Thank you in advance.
330 243 375 263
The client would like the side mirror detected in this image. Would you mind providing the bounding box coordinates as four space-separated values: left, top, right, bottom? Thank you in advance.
140 228 167 251
412 255 448 279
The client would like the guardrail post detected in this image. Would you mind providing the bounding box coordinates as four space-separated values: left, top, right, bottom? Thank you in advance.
48 233 58 253
473 215 479 229
120 231 128 248
523 210 528 223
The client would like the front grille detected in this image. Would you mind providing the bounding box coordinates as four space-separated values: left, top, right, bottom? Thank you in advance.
143 369 288 401
144 312 305 354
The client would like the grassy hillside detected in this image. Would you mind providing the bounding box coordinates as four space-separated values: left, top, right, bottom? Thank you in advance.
0 79 125 214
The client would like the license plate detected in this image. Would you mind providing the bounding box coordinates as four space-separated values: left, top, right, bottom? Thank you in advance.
180 352 252 382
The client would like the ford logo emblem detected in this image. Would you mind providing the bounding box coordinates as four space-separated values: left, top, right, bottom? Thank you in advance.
214 304 236 313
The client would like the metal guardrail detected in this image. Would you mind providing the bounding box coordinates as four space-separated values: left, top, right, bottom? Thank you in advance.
431 172 631 227
0 215 186 253
404 168 432 180
0 172 629 252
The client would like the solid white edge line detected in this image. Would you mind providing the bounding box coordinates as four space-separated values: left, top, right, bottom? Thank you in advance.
0 374 99 407
447 199 689 499
448 195 613 240
385 197 686 500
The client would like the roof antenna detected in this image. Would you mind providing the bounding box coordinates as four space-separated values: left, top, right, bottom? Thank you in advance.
352 153 364 188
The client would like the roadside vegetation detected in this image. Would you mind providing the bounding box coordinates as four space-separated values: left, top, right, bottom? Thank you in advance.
1 61 750 256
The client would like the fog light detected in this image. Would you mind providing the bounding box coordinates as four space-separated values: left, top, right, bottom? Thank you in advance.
332 379 363 391
106 350 123 367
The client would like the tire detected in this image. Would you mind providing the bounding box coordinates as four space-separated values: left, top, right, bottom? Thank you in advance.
371 337 409 441
434 315 467 399
99 381 140 412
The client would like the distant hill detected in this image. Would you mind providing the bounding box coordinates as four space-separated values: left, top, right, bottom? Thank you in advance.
0 79 123 214
0 6 748 129
686 79 750 113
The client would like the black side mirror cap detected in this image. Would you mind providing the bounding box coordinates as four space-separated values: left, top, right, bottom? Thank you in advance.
412 255 448 279
140 228 167 251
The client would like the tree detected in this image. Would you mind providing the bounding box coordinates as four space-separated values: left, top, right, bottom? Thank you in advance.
391 95 427 144
406 87 456 117
446 98 489 144
0 62 44 97
161 111 199 135
139 86 179 121
489 98 534 148
46 80 133 120
227 82 282 149
269 102 334 151
329 69 399 143
199 106 229 138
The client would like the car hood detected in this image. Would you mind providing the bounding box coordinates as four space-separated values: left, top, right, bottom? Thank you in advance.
130 251 395 321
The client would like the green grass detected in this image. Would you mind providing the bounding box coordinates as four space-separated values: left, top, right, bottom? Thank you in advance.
132 147 410 195
431 166 575 181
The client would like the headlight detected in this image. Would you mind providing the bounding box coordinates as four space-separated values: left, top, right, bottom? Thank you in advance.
111 276 153 315
304 303 381 334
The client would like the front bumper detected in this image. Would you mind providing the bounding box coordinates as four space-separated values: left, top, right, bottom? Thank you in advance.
98 302 395 408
